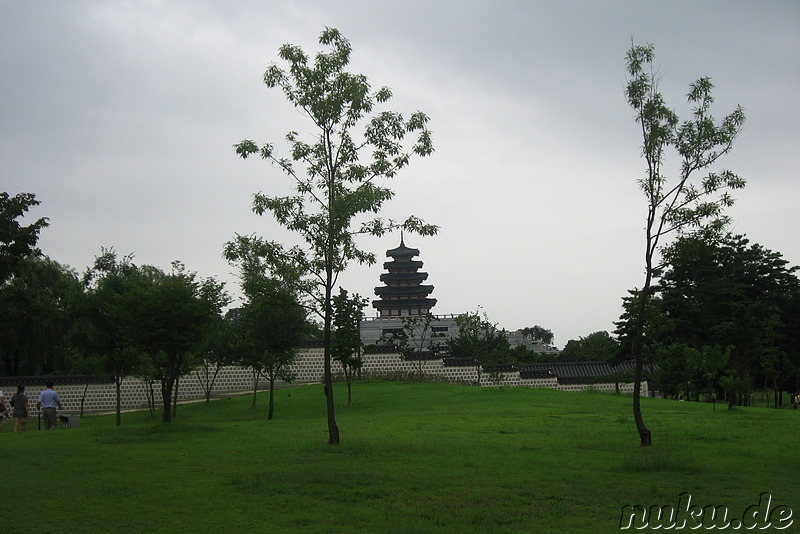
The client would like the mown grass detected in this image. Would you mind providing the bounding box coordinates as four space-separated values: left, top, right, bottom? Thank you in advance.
3 381 798 533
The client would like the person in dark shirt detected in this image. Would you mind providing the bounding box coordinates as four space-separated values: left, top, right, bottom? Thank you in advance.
12 385 29 432
0 390 8 432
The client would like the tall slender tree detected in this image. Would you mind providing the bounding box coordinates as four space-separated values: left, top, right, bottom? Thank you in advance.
226 28 437 444
624 43 746 445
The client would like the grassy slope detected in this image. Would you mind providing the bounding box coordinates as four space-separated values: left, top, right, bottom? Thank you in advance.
3 381 798 533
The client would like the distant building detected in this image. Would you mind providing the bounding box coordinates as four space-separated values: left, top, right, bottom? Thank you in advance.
372 237 437 317
360 314 459 348
362 238 457 347
506 330 559 353
346 239 651 394
361 239 556 356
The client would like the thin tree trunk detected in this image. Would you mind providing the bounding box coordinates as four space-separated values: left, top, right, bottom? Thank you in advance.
773 377 779 408
115 376 122 426
251 368 259 409
202 363 223 403
322 155 340 445
323 261 340 444
147 379 155 417
632 287 653 446
81 381 89 418
172 374 180 420
161 378 173 423
632 353 652 445
268 376 275 420
346 367 352 406
199 363 212 402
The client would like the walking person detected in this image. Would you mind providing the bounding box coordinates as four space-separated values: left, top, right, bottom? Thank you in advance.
0 390 8 432
37 381 63 431
12 385 29 432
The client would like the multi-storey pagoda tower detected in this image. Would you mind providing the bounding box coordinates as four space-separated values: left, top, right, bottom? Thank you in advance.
372 237 437 317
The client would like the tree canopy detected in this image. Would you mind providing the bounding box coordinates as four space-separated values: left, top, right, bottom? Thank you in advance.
237 278 306 420
448 311 510 365
226 27 437 444
624 42 745 446
331 288 368 405
117 262 228 423
620 233 800 405
1 192 49 284
79 249 145 425
559 331 619 363
0 255 82 376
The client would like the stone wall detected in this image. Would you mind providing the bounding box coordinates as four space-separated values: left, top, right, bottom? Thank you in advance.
0 348 647 416
286 349 645 394
0 366 258 417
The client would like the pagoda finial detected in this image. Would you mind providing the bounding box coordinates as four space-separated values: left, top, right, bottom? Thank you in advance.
400 229 405 246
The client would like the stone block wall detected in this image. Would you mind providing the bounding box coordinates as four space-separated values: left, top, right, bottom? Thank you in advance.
2 366 260 417
1 348 647 416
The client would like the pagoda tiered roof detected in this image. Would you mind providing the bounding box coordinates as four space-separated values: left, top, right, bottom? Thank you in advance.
385 241 420 257
374 285 435 297
372 237 437 317
383 259 424 271
372 297 438 313
379 272 429 283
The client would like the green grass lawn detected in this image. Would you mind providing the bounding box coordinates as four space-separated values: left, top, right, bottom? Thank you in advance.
3 381 798 533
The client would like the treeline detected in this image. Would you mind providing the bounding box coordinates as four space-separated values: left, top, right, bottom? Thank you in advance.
1 192 323 424
616 233 800 407
385 232 800 408
546 233 800 407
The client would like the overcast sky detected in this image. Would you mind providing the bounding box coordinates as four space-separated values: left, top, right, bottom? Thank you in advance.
2 1 798 347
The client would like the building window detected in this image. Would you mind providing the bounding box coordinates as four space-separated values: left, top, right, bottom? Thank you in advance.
382 328 404 336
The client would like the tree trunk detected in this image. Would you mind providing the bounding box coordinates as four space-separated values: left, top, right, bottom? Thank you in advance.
323 271 339 445
115 376 122 426
172 374 180 420
268 376 275 420
251 368 259 409
204 363 222 403
147 379 155 417
200 363 212 402
631 284 653 446
81 382 89 418
346 366 352 406
632 353 652 446
777 353 783 408
160 378 174 423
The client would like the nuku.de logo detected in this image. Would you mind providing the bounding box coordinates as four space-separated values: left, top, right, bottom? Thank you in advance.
619 492 793 530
